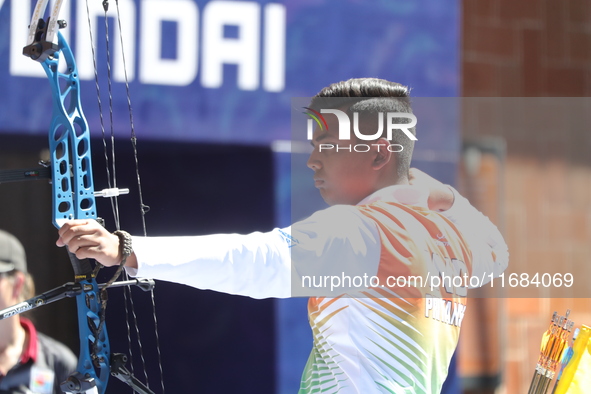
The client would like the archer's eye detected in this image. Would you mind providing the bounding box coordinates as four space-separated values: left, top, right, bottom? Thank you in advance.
317 144 336 154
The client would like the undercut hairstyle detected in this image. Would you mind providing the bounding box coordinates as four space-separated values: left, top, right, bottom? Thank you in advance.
309 78 415 180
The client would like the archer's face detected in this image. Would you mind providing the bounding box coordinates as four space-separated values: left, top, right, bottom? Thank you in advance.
306 117 378 206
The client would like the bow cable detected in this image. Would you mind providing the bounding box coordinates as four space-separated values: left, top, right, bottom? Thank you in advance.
84 0 164 391
111 0 165 391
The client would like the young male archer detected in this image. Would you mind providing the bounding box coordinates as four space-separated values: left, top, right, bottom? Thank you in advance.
56 78 508 394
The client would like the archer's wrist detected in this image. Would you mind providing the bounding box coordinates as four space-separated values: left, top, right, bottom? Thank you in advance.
126 253 139 270
121 253 139 278
113 230 134 267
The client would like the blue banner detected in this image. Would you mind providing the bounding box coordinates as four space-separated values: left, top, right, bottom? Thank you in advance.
0 0 458 145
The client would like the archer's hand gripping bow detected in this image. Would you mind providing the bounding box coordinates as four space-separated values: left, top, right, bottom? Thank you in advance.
23 1 155 393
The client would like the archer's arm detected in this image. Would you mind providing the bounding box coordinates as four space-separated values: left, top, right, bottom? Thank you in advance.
129 205 380 299
57 206 381 299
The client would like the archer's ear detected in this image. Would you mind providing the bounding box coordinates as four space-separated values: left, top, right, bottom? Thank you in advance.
372 138 392 170
11 272 26 302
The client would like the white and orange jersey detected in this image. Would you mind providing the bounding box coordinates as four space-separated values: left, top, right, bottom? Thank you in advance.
299 197 477 394
130 185 509 394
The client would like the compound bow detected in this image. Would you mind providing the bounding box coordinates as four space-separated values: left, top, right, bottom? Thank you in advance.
16 0 161 392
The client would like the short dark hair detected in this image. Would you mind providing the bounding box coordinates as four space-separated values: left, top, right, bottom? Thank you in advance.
309 78 415 179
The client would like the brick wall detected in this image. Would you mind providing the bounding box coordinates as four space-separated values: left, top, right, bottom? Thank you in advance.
463 0 591 97
461 1 591 393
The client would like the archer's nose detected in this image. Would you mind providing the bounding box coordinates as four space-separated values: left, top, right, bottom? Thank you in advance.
307 152 321 171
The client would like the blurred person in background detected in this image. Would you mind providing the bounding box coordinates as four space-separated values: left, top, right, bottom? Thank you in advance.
0 230 77 394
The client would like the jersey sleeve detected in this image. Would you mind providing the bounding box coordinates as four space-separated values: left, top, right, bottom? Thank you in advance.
289 205 381 297
440 186 509 286
129 205 381 299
